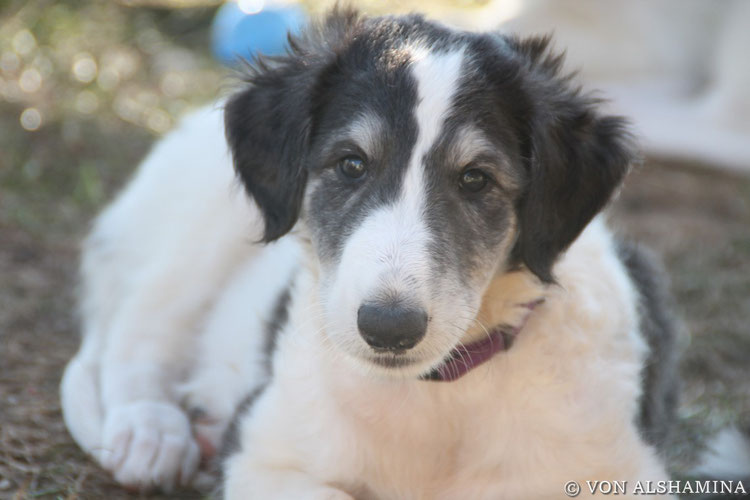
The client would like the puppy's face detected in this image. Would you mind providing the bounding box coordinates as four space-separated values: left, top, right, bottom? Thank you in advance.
303 47 525 376
226 11 633 377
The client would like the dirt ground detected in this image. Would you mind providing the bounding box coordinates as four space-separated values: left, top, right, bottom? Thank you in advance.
2 2 750 499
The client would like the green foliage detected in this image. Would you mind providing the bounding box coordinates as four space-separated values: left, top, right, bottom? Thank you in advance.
0 0 223 237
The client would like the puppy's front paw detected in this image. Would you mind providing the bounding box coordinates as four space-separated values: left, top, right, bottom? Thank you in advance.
99 401 200 492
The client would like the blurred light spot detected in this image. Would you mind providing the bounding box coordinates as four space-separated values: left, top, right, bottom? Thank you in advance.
1 51 21 74
75 90 99 114
32 54 54 77
19 67 42 93
72 52 98 83
102 48 140 80
12 30 37 56
113 95 140 122
97 67 120 90
20 107 42 131
154 47 197 73
136 89 159 108
237 0 264 15
160 72 185 97
146 109 172 134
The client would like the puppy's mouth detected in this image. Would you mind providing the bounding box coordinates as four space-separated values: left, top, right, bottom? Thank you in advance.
362 328 511 380
361 349 450 379
365 352 420 369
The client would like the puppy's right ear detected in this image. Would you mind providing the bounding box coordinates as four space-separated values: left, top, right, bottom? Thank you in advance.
225 9 359 242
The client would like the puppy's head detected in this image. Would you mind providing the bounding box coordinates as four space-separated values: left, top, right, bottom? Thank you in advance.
225 10 634 377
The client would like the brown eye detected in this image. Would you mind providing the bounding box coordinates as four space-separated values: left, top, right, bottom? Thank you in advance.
459 168 489 193
338 156 367 180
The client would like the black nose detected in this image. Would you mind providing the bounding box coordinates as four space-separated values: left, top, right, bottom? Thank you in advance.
357 303 428 351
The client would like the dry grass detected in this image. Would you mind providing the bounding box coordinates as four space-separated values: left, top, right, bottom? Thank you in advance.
610 161 750 471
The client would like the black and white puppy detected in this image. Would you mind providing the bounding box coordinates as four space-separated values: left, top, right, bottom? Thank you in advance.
61 9 679 499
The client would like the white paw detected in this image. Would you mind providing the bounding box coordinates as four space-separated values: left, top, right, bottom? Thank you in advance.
98 401 200 492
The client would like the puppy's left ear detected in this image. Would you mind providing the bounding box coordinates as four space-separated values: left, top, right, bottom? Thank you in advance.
225 9 360 242
509 35 636 283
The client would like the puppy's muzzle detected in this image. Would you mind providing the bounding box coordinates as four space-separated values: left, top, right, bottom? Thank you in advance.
357 302 428 352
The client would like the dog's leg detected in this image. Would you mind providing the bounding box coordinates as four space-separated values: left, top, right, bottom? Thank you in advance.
61 106 267 491
93 224 261 491
178 236 300 458
96 289 204 491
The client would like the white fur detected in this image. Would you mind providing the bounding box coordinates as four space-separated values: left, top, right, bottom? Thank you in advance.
224 217 671 499
695 428 750 479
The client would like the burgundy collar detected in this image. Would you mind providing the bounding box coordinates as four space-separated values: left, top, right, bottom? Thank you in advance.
422 299 544 382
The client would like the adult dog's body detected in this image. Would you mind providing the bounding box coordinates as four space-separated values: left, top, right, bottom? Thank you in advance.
61 10 679 499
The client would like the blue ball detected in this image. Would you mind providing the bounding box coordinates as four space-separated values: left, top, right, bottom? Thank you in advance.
211 2 305 65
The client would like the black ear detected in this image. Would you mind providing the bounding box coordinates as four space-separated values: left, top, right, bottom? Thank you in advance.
224 9 360 242
509 35 636 283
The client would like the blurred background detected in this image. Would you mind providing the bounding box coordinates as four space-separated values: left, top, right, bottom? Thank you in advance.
0 0 748 498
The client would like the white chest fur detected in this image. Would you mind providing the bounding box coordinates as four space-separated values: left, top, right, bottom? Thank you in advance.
225 219 671 500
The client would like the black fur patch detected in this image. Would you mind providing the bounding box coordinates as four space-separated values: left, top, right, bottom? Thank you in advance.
217 385 266 466
505 36 637 282
216 278 294 469
224 8 362 242
263 284 292 375
224 9 635 282
616 239 680 450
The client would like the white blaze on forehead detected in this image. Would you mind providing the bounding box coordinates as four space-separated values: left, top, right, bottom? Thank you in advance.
402 48 466 207
325 48 467 320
